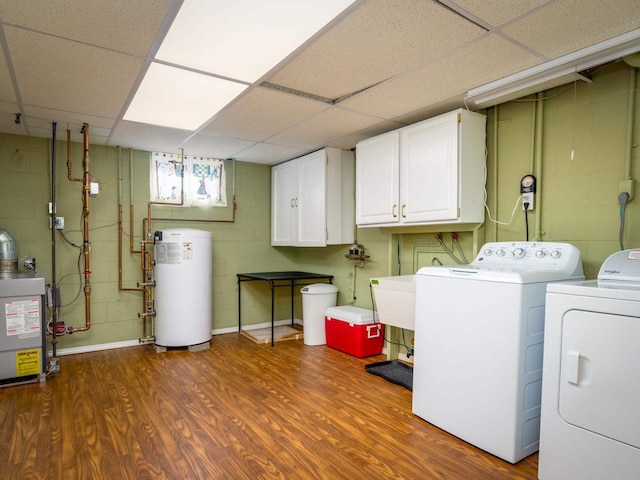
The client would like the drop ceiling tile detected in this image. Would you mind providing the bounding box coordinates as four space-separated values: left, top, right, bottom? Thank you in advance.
267 106 385 149
5 27 143 118
0 0 173 56
449 0 549 27
233 143 308 165
267 0 485 100
0 51 16 104
24 106 115 130
341 34 542 119
327 120 406 150
201 87 329 141
501 0 640 58
181 133 256 159
109 121 191 153
392 97 466 126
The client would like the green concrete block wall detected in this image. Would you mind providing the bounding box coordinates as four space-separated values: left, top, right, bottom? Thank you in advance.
0 62 638 352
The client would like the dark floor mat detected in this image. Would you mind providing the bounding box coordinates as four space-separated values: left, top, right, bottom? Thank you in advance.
365 360 413 391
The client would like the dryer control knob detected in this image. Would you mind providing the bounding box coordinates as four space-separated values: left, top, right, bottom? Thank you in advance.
513 248 525 259
496 249 505 257
535 250 545 258
550 250 561 258
483 248 493 256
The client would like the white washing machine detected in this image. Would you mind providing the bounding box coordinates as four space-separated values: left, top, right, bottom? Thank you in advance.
538 249 640 479
413 242 584 464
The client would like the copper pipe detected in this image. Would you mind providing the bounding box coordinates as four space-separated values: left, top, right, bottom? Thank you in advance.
66 129 82 182
118 205 144 293
69 123 92 333
130 205 140 254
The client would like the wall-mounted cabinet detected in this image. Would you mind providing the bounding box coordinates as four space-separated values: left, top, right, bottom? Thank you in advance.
271 147 354 247
356 109 486 229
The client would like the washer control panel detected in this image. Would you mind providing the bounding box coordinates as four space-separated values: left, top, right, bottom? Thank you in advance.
475 242 581 270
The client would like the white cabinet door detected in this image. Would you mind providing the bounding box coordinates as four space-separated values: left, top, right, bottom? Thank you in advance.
400 111 459 223
271 160 298 246
297 150 326 246
356 130 400 225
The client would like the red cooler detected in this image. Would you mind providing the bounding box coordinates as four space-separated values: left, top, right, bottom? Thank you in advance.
325 306 384 357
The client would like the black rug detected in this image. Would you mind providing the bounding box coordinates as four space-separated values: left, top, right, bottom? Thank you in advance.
365 360 413 391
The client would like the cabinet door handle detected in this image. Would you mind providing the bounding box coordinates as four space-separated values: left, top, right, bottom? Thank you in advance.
291 198 295 208
392 204 397 218
402 204 407 218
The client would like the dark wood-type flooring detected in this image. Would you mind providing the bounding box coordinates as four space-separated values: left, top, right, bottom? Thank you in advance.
0 333 539 479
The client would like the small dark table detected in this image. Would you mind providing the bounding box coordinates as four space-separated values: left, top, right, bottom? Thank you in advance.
237 271 334 346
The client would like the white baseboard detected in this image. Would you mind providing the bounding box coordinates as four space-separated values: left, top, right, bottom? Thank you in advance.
55 319 305 356
215 318 302 335
55 339 142 356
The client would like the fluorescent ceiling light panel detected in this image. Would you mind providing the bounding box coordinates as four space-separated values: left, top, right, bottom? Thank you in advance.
466 28 640 108
124 62 247 130
155 0 357 83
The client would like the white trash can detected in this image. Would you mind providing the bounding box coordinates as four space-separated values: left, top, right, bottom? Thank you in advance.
301 283 338 346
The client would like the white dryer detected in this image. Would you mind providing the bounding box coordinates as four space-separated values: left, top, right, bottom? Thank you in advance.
538 249 640 479
413 242 584 464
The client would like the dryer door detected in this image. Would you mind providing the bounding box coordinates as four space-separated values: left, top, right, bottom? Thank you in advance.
559 310 640 449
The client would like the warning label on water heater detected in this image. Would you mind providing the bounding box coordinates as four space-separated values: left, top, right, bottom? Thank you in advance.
5 299 40 336
155 242 193 264
16 349 40 376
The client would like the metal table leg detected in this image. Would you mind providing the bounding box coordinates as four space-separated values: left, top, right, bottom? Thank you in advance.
291 280 295 327
238 277 242 332
270 281 275 347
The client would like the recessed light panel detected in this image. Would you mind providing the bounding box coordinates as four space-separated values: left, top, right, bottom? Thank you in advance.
124 62 247 130
155 0 356 83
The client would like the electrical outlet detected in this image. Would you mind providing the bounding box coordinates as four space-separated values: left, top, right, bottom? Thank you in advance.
522 193 534 210
619 179 635 201
49 216 64 229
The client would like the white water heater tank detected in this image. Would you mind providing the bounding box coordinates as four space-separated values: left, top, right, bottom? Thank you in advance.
154 228 212 347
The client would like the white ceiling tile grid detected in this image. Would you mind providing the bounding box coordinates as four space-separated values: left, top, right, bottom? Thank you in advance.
0 0 638 165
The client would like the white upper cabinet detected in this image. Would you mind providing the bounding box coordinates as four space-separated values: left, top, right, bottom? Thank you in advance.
271 147 354 247
356 109 486 228
355 130 400 225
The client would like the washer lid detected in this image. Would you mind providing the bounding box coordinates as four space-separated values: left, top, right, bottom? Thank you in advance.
598 249 640 282
418 265 583 284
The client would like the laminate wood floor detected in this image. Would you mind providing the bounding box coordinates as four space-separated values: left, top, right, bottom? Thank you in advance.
0 333 539 479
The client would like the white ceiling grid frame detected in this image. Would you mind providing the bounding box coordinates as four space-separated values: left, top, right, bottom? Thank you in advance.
124 0 363 138
267 0 487 100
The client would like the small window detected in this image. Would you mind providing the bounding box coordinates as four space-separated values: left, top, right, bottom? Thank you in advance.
150 152 227 207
